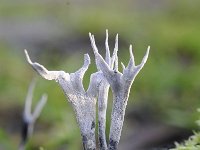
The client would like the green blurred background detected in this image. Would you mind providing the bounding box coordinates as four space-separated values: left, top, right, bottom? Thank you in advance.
0 0 200 149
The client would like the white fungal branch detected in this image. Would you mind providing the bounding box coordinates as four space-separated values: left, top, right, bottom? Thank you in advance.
23 79 47 135
89 32 150 150
25 50 100 150
20 79 47 150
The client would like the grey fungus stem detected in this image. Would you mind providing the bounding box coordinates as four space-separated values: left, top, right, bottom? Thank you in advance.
90 32 150 150
20 79 47 150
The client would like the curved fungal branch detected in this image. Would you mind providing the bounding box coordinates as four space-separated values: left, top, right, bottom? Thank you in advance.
25 50 61 81
90 32 150 150
25 50 97 150
32 94 48 121
19 79 47 150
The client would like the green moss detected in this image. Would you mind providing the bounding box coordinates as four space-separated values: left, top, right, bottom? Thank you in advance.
170 109 200 150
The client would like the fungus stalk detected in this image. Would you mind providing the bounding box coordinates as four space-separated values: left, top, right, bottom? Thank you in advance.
25 51 100 150
19 80 47 150
89 32 150 150
90 30 115 150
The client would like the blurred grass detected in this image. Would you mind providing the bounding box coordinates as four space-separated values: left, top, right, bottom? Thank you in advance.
0 0 200 149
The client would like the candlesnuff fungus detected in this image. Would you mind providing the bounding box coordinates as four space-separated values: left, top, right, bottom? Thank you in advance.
89 32 150 150
25 30 149 150
19 79 47 150
25 50 97 149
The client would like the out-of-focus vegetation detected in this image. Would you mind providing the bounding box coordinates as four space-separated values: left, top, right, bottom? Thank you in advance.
172 132 200 150
171 109 200 150
0 0 200 149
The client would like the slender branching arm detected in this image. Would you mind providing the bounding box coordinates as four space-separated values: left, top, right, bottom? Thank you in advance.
70 54 90 94
32 94 48 121
122 45 150 85
19 80 47 150
23 80 35 122
90 32 150 150
25 50 62 81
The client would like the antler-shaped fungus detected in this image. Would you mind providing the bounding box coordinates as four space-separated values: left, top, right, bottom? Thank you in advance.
24 30 149 150
25 50 99 150
89 32 150 150
19 79 47 150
